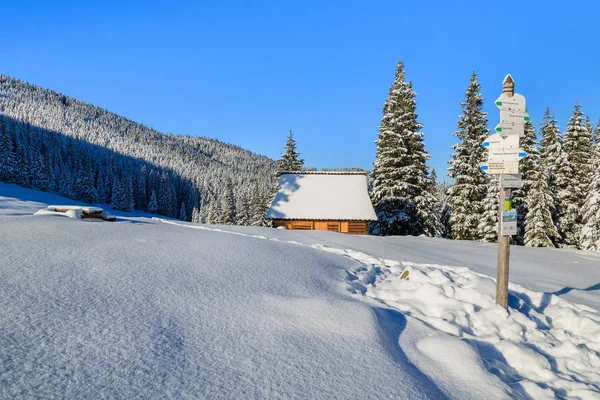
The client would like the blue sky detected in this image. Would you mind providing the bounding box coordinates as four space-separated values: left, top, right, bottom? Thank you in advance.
1 1 598 180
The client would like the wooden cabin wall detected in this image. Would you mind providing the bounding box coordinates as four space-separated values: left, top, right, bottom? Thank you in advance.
271 220 368 235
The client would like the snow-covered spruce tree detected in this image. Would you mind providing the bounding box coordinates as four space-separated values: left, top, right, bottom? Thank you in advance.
148 189 158 214
430 168 438 184
235 194 252 226
477 176 499 242
371 61 438 236
524 163 558 247
580 160 600 251
276 130 304 172
561 103 593 247
207 200 221 224
538 109 563 244
447 72 488 241
512 119 539 244
111 176 123 210
0 118 16 183
122 175 134 212
221 180 236 225
553 147 576 247
191 206 200 223
585 115 594 145
250 189 268 226
593 121 600 162
593 120 600 146
179 202 187 221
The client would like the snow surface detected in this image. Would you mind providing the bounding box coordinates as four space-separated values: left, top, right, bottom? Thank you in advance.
2 183 600 399
266 173 377 221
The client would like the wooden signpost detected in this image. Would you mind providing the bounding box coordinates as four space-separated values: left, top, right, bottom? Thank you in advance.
481 74 526 309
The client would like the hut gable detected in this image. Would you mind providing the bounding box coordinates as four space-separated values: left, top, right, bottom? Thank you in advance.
267 172 377 221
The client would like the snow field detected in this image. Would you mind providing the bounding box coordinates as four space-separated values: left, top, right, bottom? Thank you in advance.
2 183 600 399
158 219 600 399
1 214 452 399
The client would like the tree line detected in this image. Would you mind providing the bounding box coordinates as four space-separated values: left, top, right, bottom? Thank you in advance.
370 62 600 251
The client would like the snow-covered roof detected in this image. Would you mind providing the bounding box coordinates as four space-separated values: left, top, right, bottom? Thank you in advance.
267 173 377 221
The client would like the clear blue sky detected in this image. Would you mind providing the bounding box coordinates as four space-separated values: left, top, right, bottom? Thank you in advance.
1 1 598 180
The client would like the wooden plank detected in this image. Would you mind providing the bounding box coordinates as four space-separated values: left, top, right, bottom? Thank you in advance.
340 221 349 233
315 221 328 230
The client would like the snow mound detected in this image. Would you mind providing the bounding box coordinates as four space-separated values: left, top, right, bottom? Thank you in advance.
348 260 600 399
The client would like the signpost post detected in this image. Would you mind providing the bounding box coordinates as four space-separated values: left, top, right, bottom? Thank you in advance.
481 74 526 310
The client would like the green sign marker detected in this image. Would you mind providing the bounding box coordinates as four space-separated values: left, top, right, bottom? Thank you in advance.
496 101 503 106
496 127 502 132
524 116 530 121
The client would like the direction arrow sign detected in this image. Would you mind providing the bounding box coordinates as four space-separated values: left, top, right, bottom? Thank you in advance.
500 173 523 188
483 133 519 149
495 93 526 112
494 123 525 137
501 110 529 125
487 148 527 161
480 161 519 174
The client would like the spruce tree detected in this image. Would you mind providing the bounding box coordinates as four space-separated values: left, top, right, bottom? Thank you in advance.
191 206 200 223
179 202 187 221
111 176 123 210
371 60 438 236
592 121 600 163
236 194 252 225
447 72 489 241
553 147 576 247
512 119 539 244
430 168 437 184
524 164 558 247
477 176 498 242
207 200 221 224
148 189 158 214
276 130 304 172
580 161 600 251
221 180 236 225
585 115 594 146
158 173 171 216
0 118 16 183
593 120 600 146
58 169 74 199
122 176 134 212
561 103 593 247
538 109 563 244
250 189 268 226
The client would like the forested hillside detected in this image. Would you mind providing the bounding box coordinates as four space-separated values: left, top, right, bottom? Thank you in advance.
0 74 276 223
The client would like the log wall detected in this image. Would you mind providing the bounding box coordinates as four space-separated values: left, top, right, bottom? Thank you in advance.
272 220 368 235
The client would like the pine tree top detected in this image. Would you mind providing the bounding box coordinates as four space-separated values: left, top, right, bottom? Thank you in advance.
277 130 304 172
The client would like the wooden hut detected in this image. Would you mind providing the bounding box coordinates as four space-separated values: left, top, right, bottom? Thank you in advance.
266 171 377 234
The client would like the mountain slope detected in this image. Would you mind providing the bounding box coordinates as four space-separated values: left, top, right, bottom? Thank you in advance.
0 74 276 222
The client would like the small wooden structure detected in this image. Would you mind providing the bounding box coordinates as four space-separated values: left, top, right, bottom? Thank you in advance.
267 171 377 234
